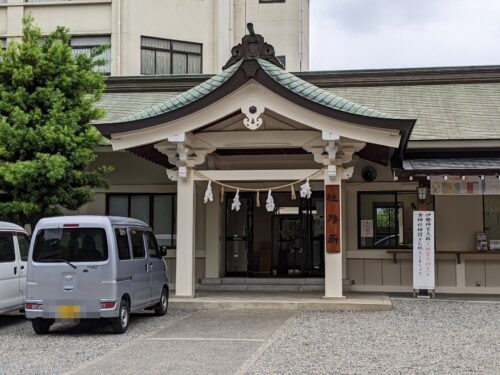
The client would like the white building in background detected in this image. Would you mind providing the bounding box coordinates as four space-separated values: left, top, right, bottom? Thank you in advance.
0 0 309 75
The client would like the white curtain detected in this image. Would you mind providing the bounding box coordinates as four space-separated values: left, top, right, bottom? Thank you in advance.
70 36 111 74
172 40 201 54
141 49 155 75
172 53 187 74
142 37 170 50
188 55 201 74
155 51 171 75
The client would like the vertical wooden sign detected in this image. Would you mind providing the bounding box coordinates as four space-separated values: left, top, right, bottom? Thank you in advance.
325 185 340 253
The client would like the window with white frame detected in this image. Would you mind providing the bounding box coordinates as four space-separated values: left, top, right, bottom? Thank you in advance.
70 35 111 74
107 194 177 248
141 36 202 75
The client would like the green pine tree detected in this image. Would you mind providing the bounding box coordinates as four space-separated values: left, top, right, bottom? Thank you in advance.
0 16 112 226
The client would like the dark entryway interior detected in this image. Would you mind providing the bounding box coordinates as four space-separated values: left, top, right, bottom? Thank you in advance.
224 191 325 277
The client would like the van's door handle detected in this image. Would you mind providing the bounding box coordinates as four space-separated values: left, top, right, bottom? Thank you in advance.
145 263 148 272
13 267 17 275
21 265 24 270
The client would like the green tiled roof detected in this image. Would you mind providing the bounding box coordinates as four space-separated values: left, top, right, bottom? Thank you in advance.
95 61 500 142
97 58 399 126
327 83 500 141
98 61 242 124
257 59 396 119
98 92 178 124
97 82 500 141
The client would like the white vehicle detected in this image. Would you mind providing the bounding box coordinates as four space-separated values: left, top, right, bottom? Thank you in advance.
0 222 30 315
25 216 169 334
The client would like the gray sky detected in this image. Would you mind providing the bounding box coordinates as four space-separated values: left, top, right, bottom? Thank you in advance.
310 0 500 70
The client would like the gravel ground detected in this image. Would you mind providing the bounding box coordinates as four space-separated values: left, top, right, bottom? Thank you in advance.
1 299 499 375
248 299 500 375
0 309 192 375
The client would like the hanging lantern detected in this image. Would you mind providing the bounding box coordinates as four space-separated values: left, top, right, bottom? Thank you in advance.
231 189 241 211
300 178 312 199
265 190 275 212
203 181 213 204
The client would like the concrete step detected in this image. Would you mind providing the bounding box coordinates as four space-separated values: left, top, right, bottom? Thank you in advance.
170 292 392 312
198 277 353 292
198 284 324 292
200 277 325 286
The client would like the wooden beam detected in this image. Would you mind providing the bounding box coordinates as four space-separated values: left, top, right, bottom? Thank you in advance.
192 169 324 181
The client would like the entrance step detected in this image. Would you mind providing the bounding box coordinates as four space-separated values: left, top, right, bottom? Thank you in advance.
199 278 325 292
170 291 392 312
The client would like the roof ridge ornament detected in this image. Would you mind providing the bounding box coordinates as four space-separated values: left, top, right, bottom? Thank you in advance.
222 23 284 70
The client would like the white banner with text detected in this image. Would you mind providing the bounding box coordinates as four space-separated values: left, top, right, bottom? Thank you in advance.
413 211 435 290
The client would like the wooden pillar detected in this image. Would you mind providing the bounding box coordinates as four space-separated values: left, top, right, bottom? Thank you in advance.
175 169 196 297
324 174 344 298
205 184 221 278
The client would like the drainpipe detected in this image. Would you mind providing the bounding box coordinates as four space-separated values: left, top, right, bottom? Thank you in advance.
116 0 121 75
299 0 304 71
229 0 234 47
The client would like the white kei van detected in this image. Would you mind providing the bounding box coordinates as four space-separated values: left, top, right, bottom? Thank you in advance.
0 222 30 315
25 216 169 334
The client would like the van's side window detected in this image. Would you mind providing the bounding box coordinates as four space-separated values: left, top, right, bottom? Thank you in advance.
144 231 160 258
115 228 131 260
0 233 15 262
130 229 145 258
17 234 30 262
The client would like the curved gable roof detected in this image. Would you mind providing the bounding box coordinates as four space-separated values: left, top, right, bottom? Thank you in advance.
95 28 416 165
96 58 414 137
97 58 401 127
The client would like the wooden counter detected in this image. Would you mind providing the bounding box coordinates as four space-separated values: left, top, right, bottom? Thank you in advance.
386 250 500 264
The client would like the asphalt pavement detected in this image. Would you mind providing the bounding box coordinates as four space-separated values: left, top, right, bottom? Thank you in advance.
68 310 294 375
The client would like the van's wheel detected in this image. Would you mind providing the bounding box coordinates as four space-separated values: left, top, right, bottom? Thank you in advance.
154 287 169 316
32 319 53 334
111 299 130 334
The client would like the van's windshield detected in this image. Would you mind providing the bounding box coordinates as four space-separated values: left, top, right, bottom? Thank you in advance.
33 228 108 262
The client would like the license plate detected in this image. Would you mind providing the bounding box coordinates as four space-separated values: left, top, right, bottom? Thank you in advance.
56 305 80 319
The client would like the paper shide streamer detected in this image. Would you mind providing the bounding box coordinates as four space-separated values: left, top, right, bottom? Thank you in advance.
231 189 241 211
265 189 275 212
203 181 213 203
300 178 312 199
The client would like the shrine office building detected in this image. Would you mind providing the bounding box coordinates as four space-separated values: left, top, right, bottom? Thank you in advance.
70 26 500 298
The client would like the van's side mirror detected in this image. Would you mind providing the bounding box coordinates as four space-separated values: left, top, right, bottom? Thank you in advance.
159 245 168 257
